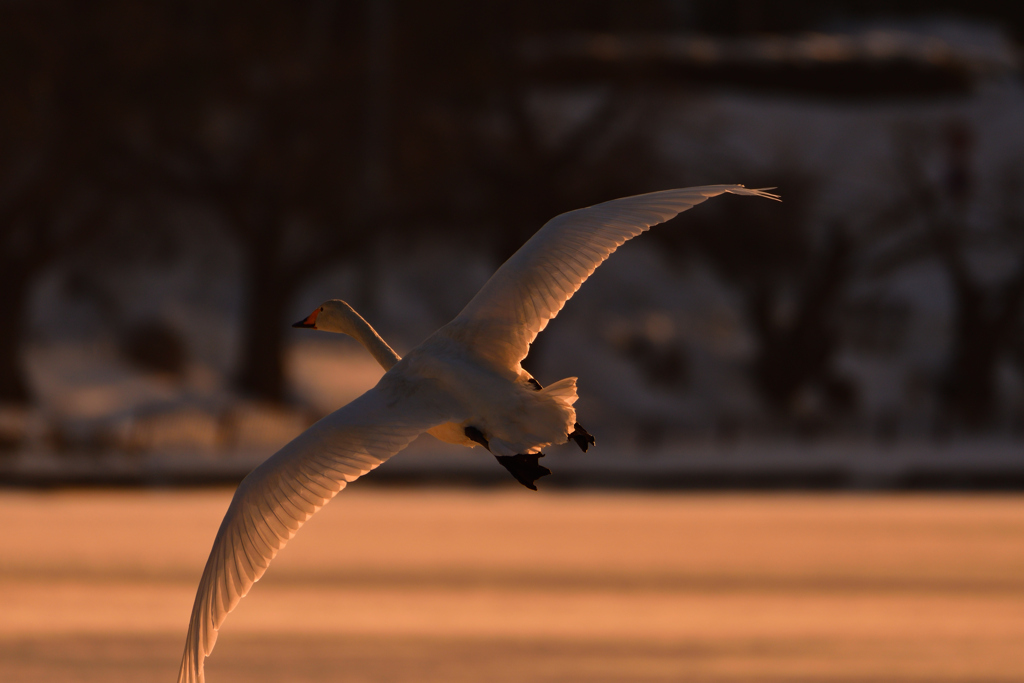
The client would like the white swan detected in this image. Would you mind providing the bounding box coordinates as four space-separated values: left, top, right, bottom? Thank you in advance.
177 185 778 682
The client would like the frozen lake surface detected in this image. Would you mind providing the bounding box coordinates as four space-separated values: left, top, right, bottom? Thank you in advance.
1 489 1022 681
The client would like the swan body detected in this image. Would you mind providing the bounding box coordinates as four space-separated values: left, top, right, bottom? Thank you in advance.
293 298 566 451
177 185 778 682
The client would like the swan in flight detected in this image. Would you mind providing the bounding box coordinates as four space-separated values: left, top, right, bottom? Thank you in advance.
177 185 778 682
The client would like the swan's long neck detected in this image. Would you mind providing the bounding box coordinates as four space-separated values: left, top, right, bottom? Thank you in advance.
329 304 401 370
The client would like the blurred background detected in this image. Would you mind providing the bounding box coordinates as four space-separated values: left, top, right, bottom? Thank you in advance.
3 0 1024 486
2 3 1024 683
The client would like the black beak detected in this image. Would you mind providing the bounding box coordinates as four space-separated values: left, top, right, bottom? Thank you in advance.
292 310 319 328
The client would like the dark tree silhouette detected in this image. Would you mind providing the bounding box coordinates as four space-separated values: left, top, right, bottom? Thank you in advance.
0 3 144 403
385 2 670 377
890 122 1024 430
391 2 665 257
139 2 374 403
668 173 856 423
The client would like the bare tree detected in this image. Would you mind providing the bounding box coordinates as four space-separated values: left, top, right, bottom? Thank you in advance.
391 3 662 255
670 172 857 427
0 3 143 403
138 2 377 403
384 2 670 376
890 121 1024 431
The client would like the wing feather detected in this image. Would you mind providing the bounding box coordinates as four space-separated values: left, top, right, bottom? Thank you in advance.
444 185 779 369
177 379 457 683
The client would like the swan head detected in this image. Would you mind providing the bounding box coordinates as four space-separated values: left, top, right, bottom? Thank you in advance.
292 299 359 334
294 299 401 369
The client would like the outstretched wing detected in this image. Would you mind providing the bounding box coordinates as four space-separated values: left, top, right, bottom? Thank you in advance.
443 185 779 369
177 377 458 683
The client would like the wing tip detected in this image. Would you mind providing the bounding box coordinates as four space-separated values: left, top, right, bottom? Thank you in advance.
730 185 782 201
177 649 204 683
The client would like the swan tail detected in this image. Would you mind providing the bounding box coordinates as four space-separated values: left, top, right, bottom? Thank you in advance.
540 376 579 406
536 377 579 446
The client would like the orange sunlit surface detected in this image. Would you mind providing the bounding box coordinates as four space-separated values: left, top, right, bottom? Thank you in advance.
1 489 1021 682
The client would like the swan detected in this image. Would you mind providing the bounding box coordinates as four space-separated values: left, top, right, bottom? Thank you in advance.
177 185 778 682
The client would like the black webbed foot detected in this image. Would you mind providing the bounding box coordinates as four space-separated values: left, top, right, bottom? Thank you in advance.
495 453 551 490
569 422 595 453
464 426 490 450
